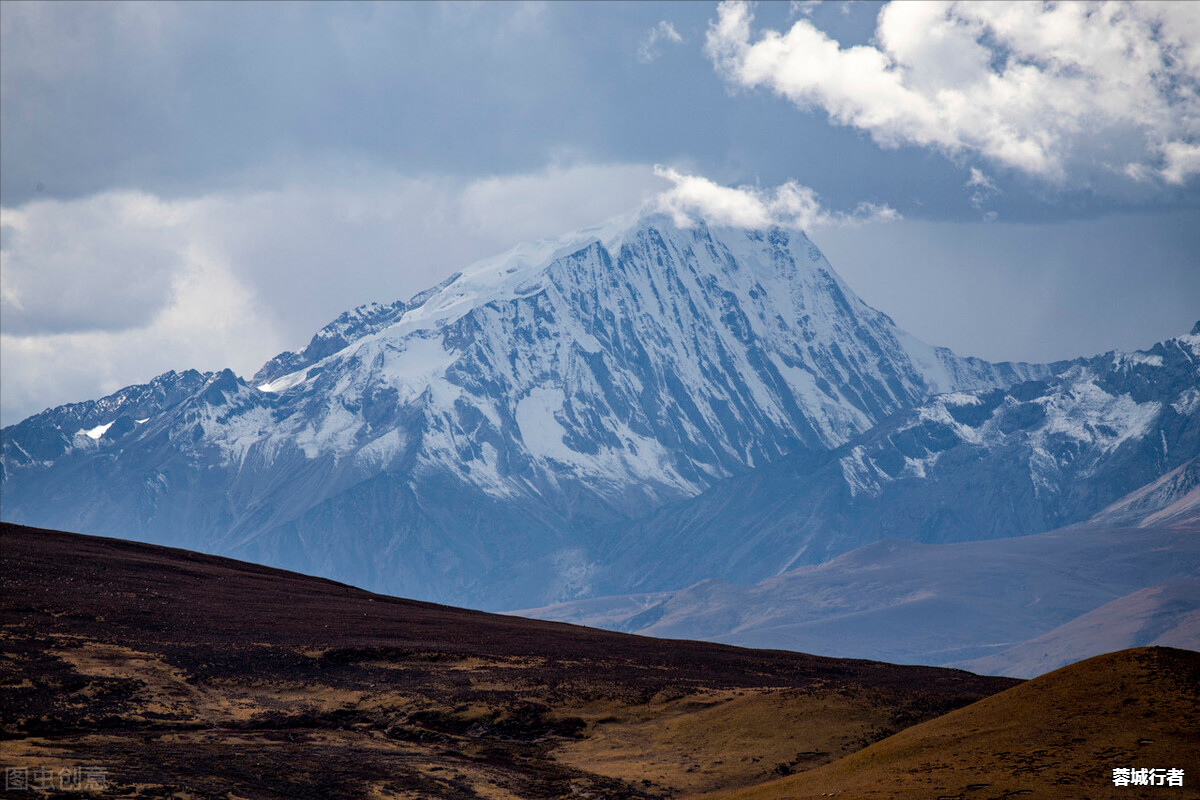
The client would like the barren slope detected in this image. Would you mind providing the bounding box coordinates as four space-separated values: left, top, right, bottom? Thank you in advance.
0 523 1012 799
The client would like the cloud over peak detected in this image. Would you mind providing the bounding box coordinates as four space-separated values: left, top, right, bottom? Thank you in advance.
706 0 1200 187
653 166 898 231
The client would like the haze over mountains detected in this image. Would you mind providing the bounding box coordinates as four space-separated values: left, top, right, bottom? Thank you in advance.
2 210 1197 671
523 516 1200 678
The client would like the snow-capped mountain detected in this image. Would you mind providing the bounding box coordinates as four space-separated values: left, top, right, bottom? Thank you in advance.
2 211 1053 608
597 324 1200 596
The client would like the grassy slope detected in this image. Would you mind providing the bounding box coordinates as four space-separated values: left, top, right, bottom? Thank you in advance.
0 523 1013 799
702 647 1200 800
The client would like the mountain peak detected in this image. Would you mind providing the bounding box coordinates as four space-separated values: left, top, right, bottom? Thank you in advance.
252 208 824 392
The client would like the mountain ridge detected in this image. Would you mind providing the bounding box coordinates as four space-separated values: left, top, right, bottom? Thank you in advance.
591 325 1200 596
1 211 1059 608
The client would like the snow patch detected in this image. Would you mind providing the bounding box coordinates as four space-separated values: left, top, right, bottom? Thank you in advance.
840 446 883 498
770 353 870 443
552 548 600 600
353 428 406 472
257 369 309 394
515 387 574 463
896 331 954 395
942 392 982 407
1038 378 1160 454
1173 388 1200 417
78 421 114 440
1114 352 1164 368
903 455 930 479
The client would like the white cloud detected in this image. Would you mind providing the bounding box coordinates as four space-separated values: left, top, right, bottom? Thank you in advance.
706 0 1200 186
966 168 996 192
638 20 684 63
460 163 666 242
653 165 899 230
0 226 281 428
1161 142 1200 186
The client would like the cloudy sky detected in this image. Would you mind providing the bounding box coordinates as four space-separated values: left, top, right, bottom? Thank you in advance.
2 0 1198 425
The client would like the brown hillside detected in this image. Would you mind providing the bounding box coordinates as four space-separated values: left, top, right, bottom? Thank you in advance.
703 647 1200 800
0 523 1013 799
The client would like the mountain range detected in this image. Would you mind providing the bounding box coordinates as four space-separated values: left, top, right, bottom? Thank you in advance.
2 211 1197 647
521 510 1200 677
589 327 1200 596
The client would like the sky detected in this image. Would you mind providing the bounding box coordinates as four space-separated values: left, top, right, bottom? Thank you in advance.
2 0 1198 426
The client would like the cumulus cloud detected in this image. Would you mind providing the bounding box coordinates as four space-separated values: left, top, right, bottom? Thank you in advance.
653 165 899 230
1161 142 1200 186
638 20 684 63
706 0 1200 186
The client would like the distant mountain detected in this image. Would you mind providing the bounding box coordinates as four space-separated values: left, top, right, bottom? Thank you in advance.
0 212 1049 609
520 522 1200 673
0 369 213 480
595 325 1200 595
523 462 1200 676
952 579 1200 678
